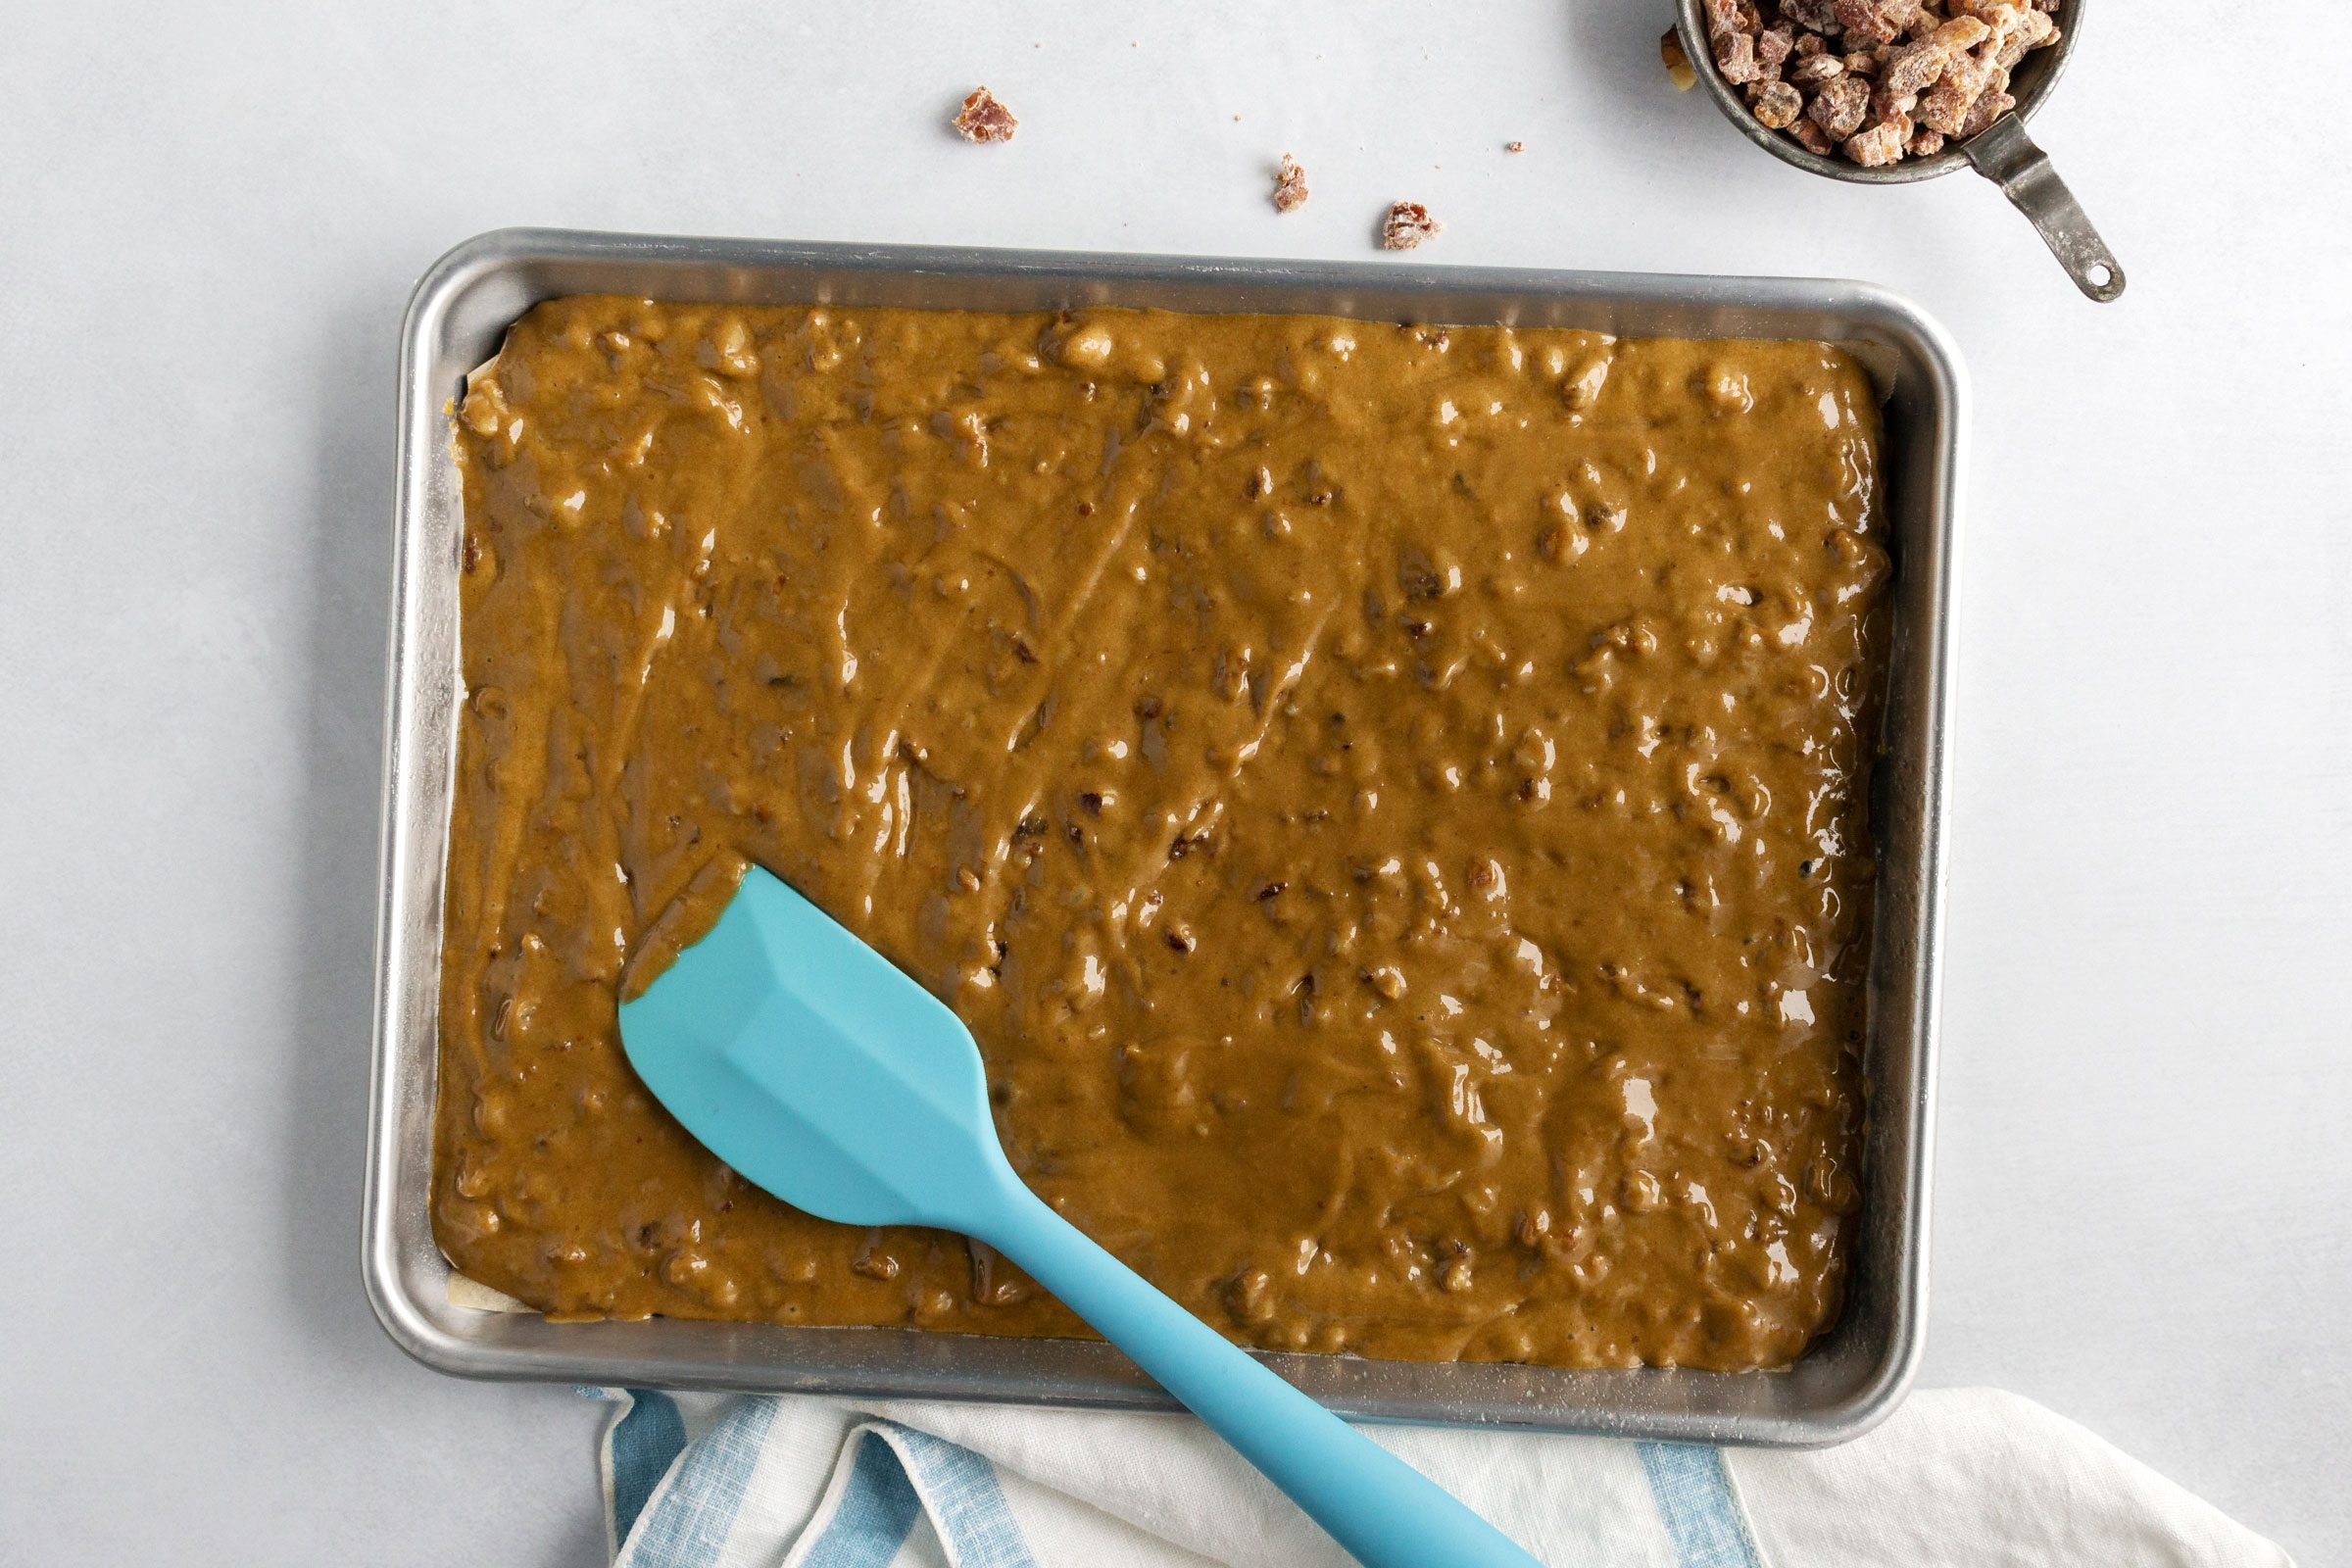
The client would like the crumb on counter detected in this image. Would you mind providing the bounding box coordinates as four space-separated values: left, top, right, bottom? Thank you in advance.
952 86 1018 143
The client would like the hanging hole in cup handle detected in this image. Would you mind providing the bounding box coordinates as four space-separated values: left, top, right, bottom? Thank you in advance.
1962 114 2125 302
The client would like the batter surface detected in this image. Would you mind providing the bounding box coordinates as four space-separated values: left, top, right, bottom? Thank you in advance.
437 295 1887 1371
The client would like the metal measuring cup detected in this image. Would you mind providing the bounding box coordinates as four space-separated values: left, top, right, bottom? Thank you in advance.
1675 0 2125 302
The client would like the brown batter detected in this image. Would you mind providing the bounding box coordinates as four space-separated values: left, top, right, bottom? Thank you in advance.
437 294 1887 1371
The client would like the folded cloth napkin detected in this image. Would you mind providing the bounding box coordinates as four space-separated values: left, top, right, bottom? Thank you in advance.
589 1387 2290 1568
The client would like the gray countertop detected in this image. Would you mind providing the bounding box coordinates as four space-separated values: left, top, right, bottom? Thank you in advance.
3 3 2345 1562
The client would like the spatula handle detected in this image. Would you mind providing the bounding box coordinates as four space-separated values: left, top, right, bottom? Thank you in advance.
977 1179 1545 1568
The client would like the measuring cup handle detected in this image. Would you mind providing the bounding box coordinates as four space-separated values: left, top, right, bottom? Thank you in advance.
1963 114 2126 302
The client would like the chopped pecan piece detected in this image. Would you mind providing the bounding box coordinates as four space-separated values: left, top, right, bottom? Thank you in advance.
1272 154 1309 213
1380 201 1443 251
952 87 1017 144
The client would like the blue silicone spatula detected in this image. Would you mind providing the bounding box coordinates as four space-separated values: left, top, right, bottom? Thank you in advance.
619 867 1544 1568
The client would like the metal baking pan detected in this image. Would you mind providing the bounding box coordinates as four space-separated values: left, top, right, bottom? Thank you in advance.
365 226 1960 1446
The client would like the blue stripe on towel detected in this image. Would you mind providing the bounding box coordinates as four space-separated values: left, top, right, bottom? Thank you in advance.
804 1432 925 1568
886 1425 1037 1567
607 1390 689 1545
1638 1443 1765 1568
624 1398 781 1568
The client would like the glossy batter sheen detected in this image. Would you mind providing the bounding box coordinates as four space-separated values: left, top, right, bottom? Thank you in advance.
437 295 1888 1371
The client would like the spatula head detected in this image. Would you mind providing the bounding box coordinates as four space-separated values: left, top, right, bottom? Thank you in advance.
617 867 1016 1232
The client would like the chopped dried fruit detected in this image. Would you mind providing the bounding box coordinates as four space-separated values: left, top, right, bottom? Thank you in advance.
1661 26 1699 89
1715 27 1762 82
1843 118 1908 165
1752 79 1805 128
1917 41 2005 136
1810 73 1872 138
1936 14 1993 49
1272 154 1309 213
1936 41 2002 100
1989 5 2054 68
1834 0 1901 45
1703 0 1762 36
1380 201 1443 251
1956 85 2015 135
1916 79 1972 134
1879 44 1938 96
952 87 1018 143
1881 29 1955 95
1791 115 1838 155
1695 0 2061 165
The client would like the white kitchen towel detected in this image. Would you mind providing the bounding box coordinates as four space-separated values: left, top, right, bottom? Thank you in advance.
589 1387 2291 1567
